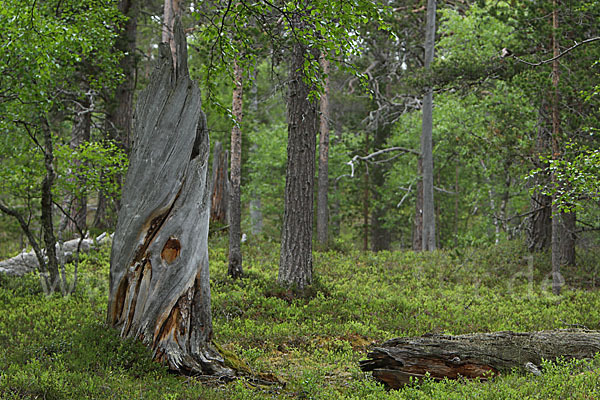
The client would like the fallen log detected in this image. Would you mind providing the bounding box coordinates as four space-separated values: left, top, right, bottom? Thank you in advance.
0 232 111 276
359 329 600 389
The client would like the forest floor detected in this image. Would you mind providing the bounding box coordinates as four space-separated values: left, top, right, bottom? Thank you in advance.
1 236 599 399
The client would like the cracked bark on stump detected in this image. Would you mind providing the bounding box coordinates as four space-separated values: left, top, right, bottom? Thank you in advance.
360 329 600 389
107 21 231 376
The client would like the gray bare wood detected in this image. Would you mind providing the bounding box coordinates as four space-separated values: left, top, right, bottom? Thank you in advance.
106 20 230 376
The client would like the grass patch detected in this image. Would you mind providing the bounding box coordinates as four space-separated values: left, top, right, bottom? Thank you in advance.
1 237 599 399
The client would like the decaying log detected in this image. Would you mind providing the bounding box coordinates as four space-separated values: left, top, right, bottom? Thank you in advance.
106 19 231 376
0 233 111 276
360 329 600 389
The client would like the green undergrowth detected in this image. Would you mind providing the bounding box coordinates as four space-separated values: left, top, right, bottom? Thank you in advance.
1 237 599 399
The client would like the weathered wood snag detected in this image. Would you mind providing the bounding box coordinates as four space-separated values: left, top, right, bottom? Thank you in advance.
360 329 600 389
107 20 231 376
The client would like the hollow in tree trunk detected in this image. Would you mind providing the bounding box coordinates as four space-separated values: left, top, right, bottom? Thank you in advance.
107 21 230 375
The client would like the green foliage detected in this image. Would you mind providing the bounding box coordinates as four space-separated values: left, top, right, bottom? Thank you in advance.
5 239 599 398
54 139 129 203
530 143 600 213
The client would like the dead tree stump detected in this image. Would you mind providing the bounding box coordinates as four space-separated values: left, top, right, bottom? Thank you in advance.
106 20 231 376
360 329 600 389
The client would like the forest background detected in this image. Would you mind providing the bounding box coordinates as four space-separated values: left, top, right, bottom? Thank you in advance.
0 0 600 398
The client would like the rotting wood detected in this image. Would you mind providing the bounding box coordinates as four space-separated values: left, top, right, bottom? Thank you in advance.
360 329 600 389
106 18 231 376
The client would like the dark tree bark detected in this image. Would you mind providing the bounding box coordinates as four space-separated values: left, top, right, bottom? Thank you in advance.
316 52 330 247
549 0 576 294
360 329 600 389
107 22 230 375
420 0 437 251
278 20 318 289
528 105 552 252
40 120 61 293
106 0 138 153
97 0 139 229
228 59 243 278
65 91 92 233
209 141 229 225
555 210 576 265
370 124 393 252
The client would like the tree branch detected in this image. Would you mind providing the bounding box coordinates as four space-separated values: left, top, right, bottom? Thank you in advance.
513 37 600 66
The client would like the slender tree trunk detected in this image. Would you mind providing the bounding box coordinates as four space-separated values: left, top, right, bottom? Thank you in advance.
454 164 459 247
527 104 552 252
363 131 370 252
0 203 52 290
420 0 437 251
107 22 230 375
228 59 243 278
249 68 263 235
550 0 571 295
316 52 330 247
209 141 229 225
40 119 61 293
65 91 92 233
371 125 393 251
413 157 423 251
279 23 317 289
162 0 180 67
98 0 138 229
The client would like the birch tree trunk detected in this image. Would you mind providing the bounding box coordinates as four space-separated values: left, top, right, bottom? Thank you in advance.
420 0 437 251
107 21 230 376
228 59 243 278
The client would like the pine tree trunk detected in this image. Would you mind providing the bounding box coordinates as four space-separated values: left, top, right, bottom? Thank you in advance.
228 59 243 278
278 23 317 289
65 91 92 233
209 141 229 225
420 0 437 251
98 0 139 229
371 125 393 251
107 22 230 375
528 105 552 252
316 52 330 247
